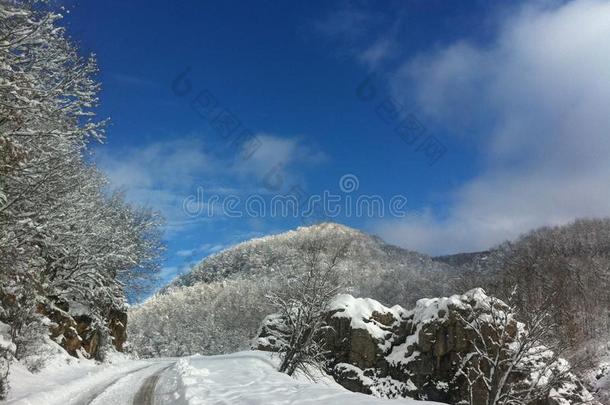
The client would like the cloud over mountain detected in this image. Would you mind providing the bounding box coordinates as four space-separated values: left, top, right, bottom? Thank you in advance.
375 0 610 254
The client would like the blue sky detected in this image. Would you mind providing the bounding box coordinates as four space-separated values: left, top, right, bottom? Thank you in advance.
62 0 610 289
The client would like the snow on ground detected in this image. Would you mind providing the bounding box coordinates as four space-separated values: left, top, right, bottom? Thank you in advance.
3 351 442 404
157 351 443 405
4 351 171 405
583 353 610 403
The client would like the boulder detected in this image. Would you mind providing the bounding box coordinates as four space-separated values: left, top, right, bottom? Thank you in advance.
255 313 290 352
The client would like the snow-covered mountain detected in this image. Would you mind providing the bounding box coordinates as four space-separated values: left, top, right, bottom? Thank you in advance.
129 223 458 357
165 222 455 306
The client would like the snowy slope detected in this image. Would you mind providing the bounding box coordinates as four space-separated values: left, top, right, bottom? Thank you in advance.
129 223 458 357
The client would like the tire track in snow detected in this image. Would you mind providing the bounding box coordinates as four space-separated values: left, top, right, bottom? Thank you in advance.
74 364 154 405
132 364 173 405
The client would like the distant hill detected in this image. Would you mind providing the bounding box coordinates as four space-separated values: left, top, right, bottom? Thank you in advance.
130 223 460 357
432 250 491 267
164 222 457 305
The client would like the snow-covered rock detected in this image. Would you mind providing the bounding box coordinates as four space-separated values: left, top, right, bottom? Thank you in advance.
36 300 128 359
257 289 598 404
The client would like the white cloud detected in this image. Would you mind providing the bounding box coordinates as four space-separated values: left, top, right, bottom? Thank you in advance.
313 3 395 61
374 0 610 254
176 249 195 257
98 137 213 190
96 133 325 231
96 137 215 230
204 243 225 253
159 266 179 280
233 134 327 192
236 135 299 177
359 37 397 68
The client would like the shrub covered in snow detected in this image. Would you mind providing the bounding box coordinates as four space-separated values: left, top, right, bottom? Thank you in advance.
129 279 274 357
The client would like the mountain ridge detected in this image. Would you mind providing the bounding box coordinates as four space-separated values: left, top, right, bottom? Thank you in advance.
163 222 455 305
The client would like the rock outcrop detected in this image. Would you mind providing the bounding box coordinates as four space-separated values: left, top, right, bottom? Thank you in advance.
1 290 126 359
256 289 597 404
37 301 127 359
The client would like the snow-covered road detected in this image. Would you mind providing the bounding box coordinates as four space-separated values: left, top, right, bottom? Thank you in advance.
5 352 442 405
131 365 173 405
6 358 175 405
81 362 173 405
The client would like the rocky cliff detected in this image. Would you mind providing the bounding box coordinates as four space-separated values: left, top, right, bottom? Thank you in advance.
37 301 127 359
256 289 597 404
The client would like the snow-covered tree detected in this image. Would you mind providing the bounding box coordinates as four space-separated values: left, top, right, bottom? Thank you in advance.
0 0 163 385
455 290 572 405
0 322 13 400
266 234 352 377
131 223 456 359
457 218 610 357
129 278 273 357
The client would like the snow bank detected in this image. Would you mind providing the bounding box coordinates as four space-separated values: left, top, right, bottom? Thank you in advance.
0 323 15 355
167 351 442 405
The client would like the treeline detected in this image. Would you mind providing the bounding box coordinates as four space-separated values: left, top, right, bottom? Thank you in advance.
0 1 163 397
457 218 610 362
129 278 273 357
